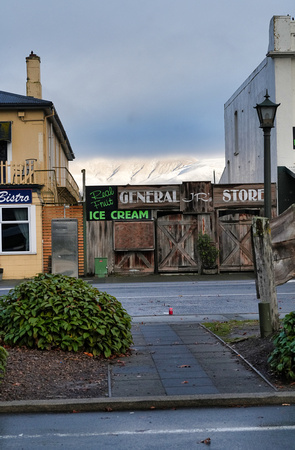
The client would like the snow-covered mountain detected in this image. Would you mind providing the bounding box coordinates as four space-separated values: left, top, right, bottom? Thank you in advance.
70 156 225 188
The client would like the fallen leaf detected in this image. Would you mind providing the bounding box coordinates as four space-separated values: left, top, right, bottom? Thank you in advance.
182 381 189 384
200 437 211 445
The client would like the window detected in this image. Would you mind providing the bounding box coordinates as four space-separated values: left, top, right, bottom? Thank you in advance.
0 135 8 184
0 205 36 254
234 111 239 155
0 122 12 183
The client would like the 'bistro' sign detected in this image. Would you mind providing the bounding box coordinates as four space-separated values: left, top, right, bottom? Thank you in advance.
0 189 32 204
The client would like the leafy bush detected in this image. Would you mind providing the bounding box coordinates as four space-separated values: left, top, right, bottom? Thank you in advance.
0 346 8 380
196 233 219 269
0 273 132 358
268 312 295 380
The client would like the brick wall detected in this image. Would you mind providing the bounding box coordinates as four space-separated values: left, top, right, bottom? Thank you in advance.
42 205 84 276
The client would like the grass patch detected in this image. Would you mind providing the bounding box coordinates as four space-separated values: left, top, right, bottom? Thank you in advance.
203 320 259 342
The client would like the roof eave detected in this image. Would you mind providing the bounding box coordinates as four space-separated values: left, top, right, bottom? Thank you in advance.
0 102 75 161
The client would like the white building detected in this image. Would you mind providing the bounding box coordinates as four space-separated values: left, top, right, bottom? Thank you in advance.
220 15 295 213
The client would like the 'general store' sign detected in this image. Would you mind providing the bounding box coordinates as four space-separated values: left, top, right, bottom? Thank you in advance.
118 186 179 209
213 184 276 208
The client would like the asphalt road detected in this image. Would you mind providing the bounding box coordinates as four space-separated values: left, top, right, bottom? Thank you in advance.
0 279 295 447
1 278 294 319
1 405 295 449
90 279 295 318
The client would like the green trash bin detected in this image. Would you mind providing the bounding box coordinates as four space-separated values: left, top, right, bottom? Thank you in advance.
94 258 108 278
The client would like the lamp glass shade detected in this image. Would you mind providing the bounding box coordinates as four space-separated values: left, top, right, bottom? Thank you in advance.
255 91 280 128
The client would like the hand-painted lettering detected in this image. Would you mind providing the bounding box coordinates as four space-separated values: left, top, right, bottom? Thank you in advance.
222 188 264 202
119 190 178 204
183 192 212 203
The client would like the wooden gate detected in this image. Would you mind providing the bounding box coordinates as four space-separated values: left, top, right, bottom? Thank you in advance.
218 211 258 271
156 214 200 273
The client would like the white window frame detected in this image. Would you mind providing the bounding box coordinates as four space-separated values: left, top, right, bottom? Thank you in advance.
0 204 36 254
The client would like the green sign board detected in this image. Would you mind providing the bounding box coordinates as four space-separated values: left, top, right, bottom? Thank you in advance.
86 186 151 221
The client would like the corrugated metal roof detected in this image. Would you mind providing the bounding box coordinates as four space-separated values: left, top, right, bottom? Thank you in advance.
0 90 75 160
0 90 52 107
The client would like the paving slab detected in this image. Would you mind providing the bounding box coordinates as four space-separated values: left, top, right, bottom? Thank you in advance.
110 322 275 397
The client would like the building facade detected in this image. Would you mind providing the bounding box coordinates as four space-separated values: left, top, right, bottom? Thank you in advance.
0 52 81 279
220 16 295 214
85 182 276 275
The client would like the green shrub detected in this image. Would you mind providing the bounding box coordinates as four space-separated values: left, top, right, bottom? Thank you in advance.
0 273 132 358
196 233 219 269
0 346 8 380
268 311 295 380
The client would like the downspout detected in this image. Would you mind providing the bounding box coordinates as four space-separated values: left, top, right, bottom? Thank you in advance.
43 109 55 171
42 110 55 200
81 169 87 276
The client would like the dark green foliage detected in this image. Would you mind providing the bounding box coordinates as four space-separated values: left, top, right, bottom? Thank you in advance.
0 346 8 380
0 273 132 358
196 233 219 269
268 312 295 380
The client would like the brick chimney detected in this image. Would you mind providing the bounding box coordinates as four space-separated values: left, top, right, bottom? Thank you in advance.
26 51 42 99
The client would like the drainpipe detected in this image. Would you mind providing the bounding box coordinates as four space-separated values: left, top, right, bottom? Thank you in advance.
81 169 87 276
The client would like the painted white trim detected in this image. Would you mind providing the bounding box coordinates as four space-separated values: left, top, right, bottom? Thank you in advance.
0 204 36 254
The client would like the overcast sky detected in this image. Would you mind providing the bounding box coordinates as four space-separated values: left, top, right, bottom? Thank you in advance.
1 1 294 162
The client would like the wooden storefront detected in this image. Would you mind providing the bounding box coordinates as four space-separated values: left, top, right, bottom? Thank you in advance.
214 184 277 272
85 182 277 275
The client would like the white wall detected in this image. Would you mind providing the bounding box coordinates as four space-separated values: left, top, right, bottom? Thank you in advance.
221 16 295 184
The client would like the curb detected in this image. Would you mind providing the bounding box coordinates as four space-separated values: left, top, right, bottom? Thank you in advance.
0 392 295 414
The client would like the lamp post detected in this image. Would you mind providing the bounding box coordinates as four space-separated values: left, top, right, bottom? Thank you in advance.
254 90 280 337
254 90 280 218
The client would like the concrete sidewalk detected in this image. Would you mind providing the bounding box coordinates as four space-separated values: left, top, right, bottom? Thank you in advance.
110 321 274 398
1 274 295 413
2 319 295 414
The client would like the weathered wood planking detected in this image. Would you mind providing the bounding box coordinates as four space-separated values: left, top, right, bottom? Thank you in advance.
156 213 211 273
218 212 255 271
86 220 113 274
270 204 295 285
118 185 180 210
180 181 213 214
214 183 276 209
252 217 280 332
114 251 154 274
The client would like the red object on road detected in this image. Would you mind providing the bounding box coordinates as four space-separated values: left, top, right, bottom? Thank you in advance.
169 307 173 315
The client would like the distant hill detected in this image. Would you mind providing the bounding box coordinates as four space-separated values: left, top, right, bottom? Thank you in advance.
71 157 225 188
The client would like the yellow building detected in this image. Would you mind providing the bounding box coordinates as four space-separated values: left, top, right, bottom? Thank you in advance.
0 52 81 279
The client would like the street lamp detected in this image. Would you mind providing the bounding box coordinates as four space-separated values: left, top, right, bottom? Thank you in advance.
254 90 280 218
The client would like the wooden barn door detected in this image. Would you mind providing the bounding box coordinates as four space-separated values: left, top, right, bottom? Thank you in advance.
218 211 258 271
156 214 199 273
